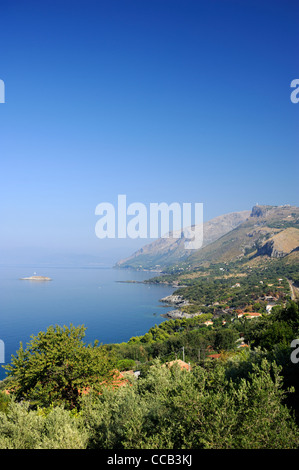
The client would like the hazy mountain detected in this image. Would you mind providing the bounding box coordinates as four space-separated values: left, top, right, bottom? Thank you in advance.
115 210 251 270
115 205 299 271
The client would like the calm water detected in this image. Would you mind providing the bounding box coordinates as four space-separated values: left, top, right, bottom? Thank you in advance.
0 266 174 380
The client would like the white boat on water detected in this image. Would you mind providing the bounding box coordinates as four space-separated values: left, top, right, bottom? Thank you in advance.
20 275 52 281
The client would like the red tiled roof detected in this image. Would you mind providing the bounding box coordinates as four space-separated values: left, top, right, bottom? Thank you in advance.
207 353 221 359
243 312 261 317
79 370 130 395
163 359 191 371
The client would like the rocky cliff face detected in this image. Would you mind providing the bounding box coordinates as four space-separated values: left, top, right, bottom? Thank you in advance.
256 227 299 258
181 204 299 267
257 239 286 258
250 205 270 218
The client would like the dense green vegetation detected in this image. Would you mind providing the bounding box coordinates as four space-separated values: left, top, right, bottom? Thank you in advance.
1 300 299 449
147 259 298 311
1 357 298 449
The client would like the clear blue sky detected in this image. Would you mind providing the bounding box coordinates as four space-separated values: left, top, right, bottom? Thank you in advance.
0 0 298 266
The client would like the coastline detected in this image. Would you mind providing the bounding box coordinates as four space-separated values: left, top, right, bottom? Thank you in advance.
160 309 199 320
115 276 193 320
159 293 200 320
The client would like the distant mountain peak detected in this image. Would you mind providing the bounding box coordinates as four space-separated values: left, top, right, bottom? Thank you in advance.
250 204 295 219
250 205 269 218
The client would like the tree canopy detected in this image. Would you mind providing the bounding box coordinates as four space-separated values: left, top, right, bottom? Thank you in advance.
4 324 116 409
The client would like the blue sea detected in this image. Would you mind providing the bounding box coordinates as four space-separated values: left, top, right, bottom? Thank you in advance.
0 266 174 380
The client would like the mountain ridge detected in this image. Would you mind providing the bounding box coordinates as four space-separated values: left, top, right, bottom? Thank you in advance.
115 209 251 270
115 204 299 271
185 204 299 268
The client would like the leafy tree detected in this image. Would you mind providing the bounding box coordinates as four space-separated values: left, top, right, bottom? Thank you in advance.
274 301 299 326
4 324 115 409
252 321 294 350
214 329 239 352
116 359 136 371
248 302 299 351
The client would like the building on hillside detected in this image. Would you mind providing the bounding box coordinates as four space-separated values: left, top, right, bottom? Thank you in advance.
120 369 140 379
266 303 276 313
261 295 277 302
237 343 250 349
243 312 262 319
237 312 262 319
235 336 245 343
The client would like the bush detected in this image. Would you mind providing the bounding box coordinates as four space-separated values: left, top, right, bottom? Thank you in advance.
0 401 88 449
80 359 299 449
116 359 136 371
